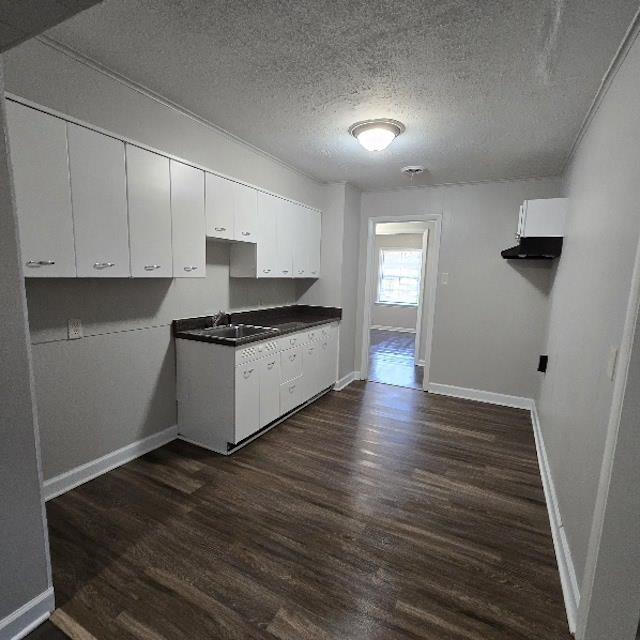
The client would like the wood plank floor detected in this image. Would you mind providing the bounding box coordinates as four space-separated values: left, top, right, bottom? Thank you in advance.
46 382 571 640
369 329 423 389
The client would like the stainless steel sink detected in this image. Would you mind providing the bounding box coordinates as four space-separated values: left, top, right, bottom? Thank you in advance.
199 324 279 341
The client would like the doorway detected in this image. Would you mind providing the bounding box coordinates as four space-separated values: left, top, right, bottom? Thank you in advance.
360 215 442 391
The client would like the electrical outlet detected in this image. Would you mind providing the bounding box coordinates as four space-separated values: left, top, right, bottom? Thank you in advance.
441 272 449 285
68 318 83 340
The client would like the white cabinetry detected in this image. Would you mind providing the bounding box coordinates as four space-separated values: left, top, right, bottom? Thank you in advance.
293 206 322 278
171 160 205 277
517 198 567 238
67 124 130 277
205 173 257 242
6 101 76 277
176 321 339 454
126 145 173 277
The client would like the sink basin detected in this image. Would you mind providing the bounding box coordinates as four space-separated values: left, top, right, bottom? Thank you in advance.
199 324 279 341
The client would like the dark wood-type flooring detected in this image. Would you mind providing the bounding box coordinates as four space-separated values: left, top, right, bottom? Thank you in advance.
45 382 571 640
368 329 423 389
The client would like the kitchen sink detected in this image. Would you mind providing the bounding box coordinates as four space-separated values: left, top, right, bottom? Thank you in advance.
199 324 280 341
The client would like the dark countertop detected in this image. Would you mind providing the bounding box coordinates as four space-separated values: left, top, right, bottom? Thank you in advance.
173 305 341 346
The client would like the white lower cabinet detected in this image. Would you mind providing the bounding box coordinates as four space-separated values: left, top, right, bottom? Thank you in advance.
176 321 339 454
234 362 260 442
259 356 281 427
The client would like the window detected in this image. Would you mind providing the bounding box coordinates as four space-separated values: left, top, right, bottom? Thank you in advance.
376 249 422 305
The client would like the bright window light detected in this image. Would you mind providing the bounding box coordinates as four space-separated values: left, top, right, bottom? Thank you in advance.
376 249 422 305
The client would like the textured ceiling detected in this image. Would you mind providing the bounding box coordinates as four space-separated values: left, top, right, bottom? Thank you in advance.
0 0 100 52
45 0 639 190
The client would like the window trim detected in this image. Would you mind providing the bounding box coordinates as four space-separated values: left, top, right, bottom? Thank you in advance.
375 247 422 306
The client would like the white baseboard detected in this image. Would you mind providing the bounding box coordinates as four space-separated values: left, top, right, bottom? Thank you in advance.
0 588 54 640
427 383 534 410
370 325 416 334
43 425 178 501
335 371 360 391
530 403 580 633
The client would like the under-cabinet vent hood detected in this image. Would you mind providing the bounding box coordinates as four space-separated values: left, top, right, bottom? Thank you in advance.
501 236 563 260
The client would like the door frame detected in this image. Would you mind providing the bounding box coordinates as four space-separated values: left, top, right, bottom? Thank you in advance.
359 213 442 389
413 227 430 364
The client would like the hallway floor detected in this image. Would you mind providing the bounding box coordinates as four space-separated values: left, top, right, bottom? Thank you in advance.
43 382 570 640
368 328 423 389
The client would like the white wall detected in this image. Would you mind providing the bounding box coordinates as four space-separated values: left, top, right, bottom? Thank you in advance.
0 64 52 629
3 38 326 481
357 177 563 398
371 233 424 331
537 30 640 591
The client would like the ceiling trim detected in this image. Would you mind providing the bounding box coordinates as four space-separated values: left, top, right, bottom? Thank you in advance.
561 5 640 173
35 34 325 186
362 173 562 194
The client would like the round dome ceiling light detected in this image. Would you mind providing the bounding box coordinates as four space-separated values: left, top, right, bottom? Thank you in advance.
401 165 425 177
349 118 405 152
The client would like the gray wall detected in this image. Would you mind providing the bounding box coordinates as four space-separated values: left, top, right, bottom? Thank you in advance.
537 31 640 588
0 63 51 622
371 233 424 331
339 183 361 379
4 39 326 481
358 177 563 398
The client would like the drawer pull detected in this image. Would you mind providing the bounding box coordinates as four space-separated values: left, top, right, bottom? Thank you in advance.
144 264 161 271
243 368 254 379
93 262 115 269
214 226 226 232
241 231 251 236
282 270 289 274
183 265 198 272
289 385 296 393
298 270 304 274
289 338 296 345
26 259 56 267
289 353 297 361
263 268 271 273
267 361 275 369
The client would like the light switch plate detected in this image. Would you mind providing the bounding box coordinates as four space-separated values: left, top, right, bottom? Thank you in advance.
68 318 83 340
441 272 449 285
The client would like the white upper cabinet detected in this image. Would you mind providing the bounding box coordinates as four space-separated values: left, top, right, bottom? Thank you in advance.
171 160 205 277
7 101 76 277
276 201 295 278
307 210 321 278
255 192 279 277
67 124 130 278
517 198 567 238
126 145 173 278
234 182 258 242
293 205 321 278
205 172 234 240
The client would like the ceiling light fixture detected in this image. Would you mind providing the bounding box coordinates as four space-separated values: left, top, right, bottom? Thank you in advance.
349 119 405 152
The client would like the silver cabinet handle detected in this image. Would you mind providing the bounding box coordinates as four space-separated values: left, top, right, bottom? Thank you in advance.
214 226 226 232
311 271 317 275
241 231 251 236
282 270 289 274
289 338 296 345
144 264 161 271
93 262 115 270
263 268 271 273
183 266 198 272
289 385 296 393
243 368 254 379
298 270 304 274
267 361 275 369
289 353 297 361
26 259 55 267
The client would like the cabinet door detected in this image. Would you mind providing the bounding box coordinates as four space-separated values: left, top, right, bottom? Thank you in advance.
293 205 311 277
171 160 205 277
307 209 321 278
205 172 234 240
276 200 295 277
126 145 173 278
235 363 260 442
259 355 281 427
68 124 130 278
7 101 76 277
302 342 321 402
319 330 338 388
234 183 258 242
256 192 279 277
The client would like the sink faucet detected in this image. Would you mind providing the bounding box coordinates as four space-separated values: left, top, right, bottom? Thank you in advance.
210 310 229 326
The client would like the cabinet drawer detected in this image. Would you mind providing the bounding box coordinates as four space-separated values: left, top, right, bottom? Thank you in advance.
280 378 303 415
277 332 303 351
280 346 302 382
